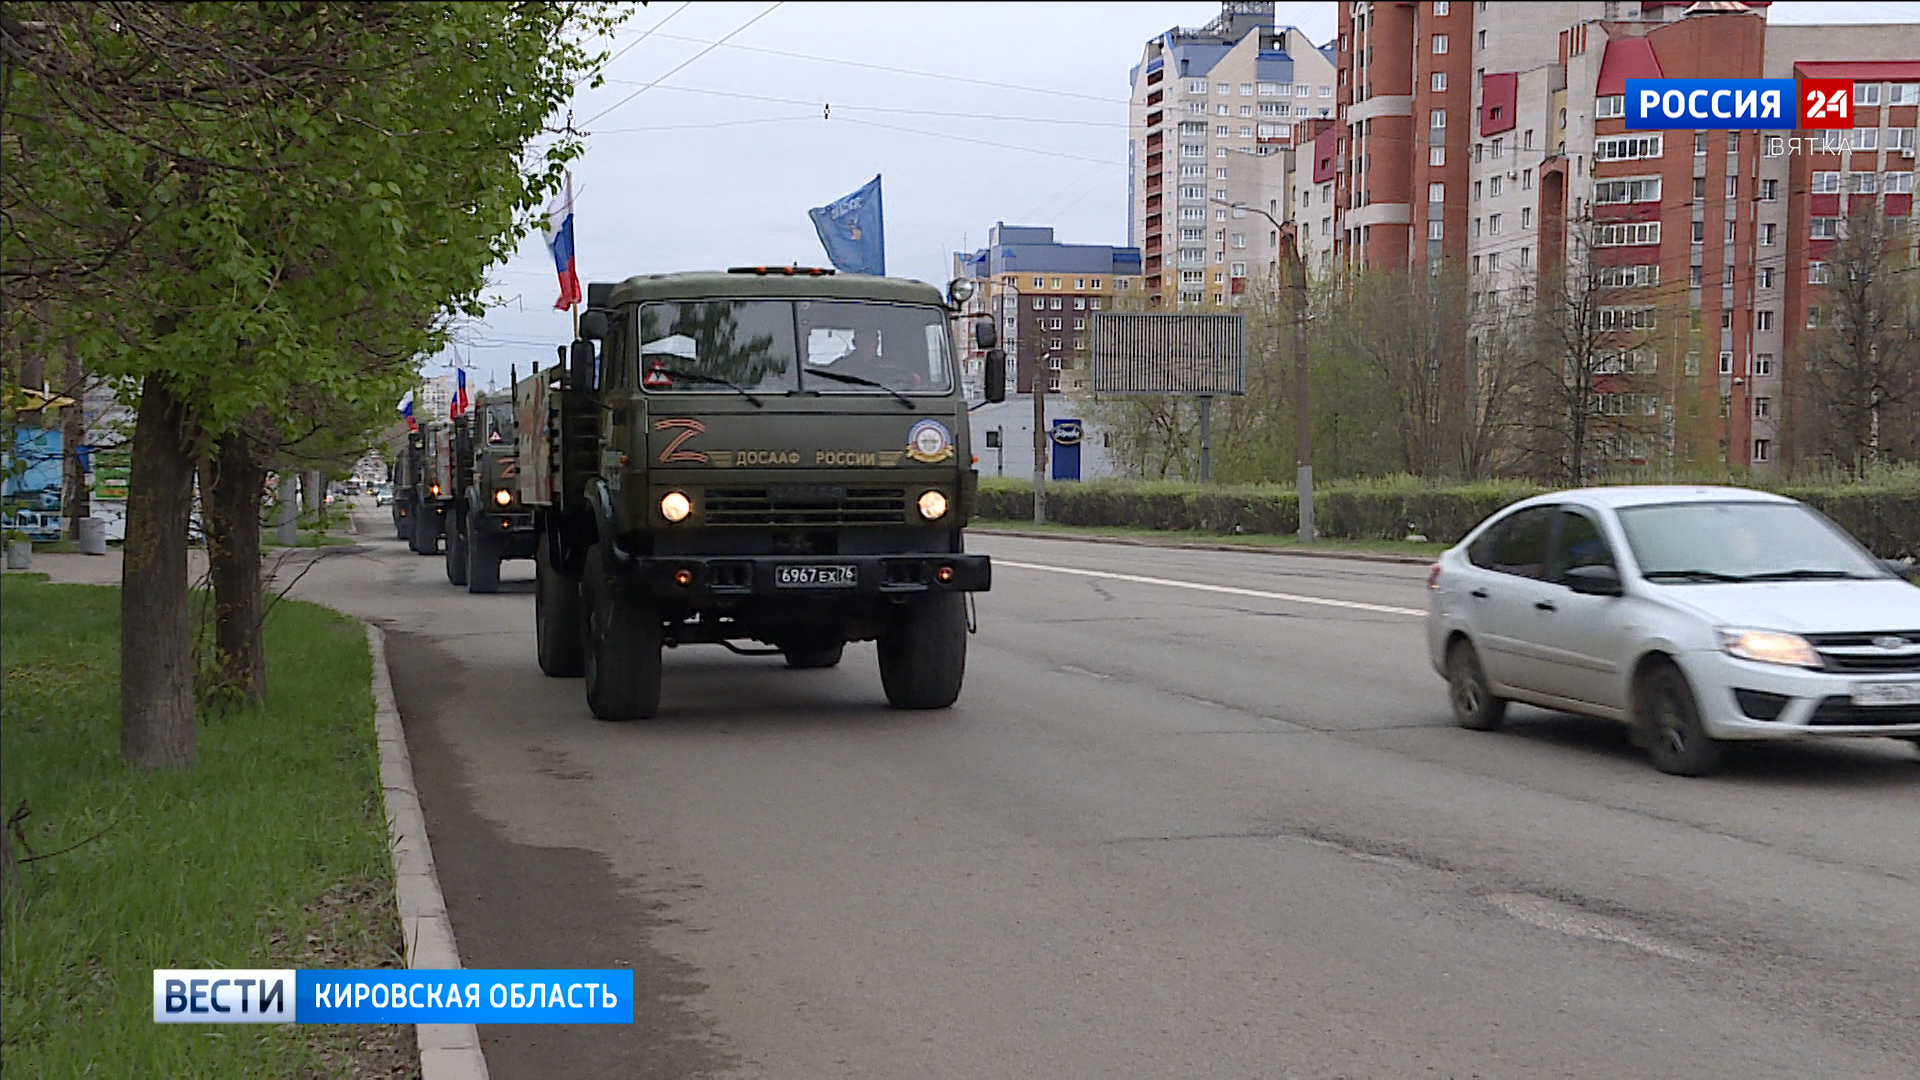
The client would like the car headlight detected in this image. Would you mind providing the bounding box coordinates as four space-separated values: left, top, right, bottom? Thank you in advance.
493 488 512 507
660 491 692 523
917 490 948 520
1720 629 1822 669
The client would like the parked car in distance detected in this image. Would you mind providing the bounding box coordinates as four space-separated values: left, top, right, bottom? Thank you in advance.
374 485 393 507
1427 486 1920 776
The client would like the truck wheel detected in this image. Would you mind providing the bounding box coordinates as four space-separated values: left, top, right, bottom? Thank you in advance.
877 592 967 709
394 512 410 542
444 505 468 585
466 509 501 594
535 536 584 677
783 641 845 669
409 501 439 555
582 542 662 721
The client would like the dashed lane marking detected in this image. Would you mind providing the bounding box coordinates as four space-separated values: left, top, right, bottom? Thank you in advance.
994 559 1426 618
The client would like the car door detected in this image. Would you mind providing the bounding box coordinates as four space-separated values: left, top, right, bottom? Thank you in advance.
1529 508 1631 713
1463 505 1562 693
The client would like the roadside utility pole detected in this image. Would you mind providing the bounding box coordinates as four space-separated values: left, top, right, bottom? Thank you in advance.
1032 353 1049 525
1285 227 1315 542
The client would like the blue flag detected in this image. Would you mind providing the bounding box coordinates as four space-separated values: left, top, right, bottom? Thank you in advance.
808 175 885 275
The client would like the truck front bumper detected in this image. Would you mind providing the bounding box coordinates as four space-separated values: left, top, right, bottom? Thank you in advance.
621 553 991 599
473 509 537 534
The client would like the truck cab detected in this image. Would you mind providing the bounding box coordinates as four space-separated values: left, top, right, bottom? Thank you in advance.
520 267 1007 720
442 392 540 592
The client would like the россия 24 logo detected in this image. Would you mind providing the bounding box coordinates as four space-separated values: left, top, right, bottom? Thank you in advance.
1624 78 1856 131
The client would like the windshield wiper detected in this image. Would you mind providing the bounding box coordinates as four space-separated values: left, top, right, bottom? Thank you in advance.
647 367 763 407
1641 569 1751 583
1740 568 1864 581
805 368 914 409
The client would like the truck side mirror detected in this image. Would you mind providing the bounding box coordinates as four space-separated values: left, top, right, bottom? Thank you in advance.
578 309 609 342
983 347 1007 403
973 318 997 349
570 339 597 393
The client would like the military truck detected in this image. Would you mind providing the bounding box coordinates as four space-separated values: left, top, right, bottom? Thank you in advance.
442 391 539 592
517 267 1007 720
405 419 455 556
390 430 426 543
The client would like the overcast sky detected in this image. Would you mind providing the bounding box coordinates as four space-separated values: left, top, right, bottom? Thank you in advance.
436 0 1920 393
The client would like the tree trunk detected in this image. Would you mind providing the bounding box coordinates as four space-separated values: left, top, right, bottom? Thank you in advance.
203 433 268 703
121 373 199 769
61 336 88 540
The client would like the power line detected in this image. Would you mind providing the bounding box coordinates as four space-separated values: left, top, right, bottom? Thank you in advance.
593 114 818 134
638 30 1126 105
578 1 692 87
834 116 1119 166
598 82 1127 127
582 2 785 127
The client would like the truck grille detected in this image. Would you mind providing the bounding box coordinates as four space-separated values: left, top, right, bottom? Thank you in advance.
704 486 907 527
1806 631 1920 674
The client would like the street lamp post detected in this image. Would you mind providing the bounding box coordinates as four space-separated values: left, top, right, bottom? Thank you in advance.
1214 198 1314 541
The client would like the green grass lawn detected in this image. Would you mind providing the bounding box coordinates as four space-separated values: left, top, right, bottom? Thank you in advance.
1 576 413 1077
972 520 1449 558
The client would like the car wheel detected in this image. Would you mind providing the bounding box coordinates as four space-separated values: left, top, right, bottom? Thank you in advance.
1639 663 1724 777
1446 639 1507 732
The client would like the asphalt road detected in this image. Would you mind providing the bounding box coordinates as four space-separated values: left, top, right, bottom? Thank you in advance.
305 506 1919 1079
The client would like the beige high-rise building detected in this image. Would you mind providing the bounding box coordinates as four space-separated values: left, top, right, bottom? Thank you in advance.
1128 2 1338 306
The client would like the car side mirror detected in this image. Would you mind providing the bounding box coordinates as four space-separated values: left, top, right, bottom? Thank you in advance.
1885 558 1918 582
578 309 609 342
973 318 997 349
983 347 1007 403
1565 564 1625 597
569 339 597 394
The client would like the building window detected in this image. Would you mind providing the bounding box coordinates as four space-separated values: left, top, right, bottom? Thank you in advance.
1594 221 1661 246
1428 220 1444 240
1478 28 1487 49
1258 82 1281 96
1433 0 1450 13
1594 177 1663 205
1074 296 1086 309
1031 298 1044 310
1488 252 1502 272
1240 105 1253 116
1594 135 1661 161
1753 439 1772 463
1091 298 1103 309
1728 175 1740 198
1598 306 1656 330
1215 207 1228 219
1690 265 1704 287
1490 175 1503 196
1240 84 1253 96
1759 267 1775 289
1852 128 1879 151
1232 233 1247 248
1430 146 1446 166
1521 207 1532 228
1188 79 1207 93
1893 83 1920 106
1753 397 1772 420
1432 72 1448 92
1050 297 1062 310
1889 173 1915 194
1695 131 1707 155
1520 248 1531 268
1319 85 1331 98
1472 255 1482 273
1807 306 1823 328
1726 221 1736 243
1850 173 1880 195
1431 109 1446 129
1216 124 1229 135
1761 178 1778 202
1754 352 1773 376
1490 137 1503 159
1429 182 1446 202
1032 277 1045 288
1238 126 1252 138
1686 350 1701 376
1472 217 1481 238
1473 180 1482 201
1761 222 1776 246
1812 171 1841 194
1720 351 1734 375
1432 34 1449 54
1855 82 1883 106
1807 262 1828 285
1596 95 1625 119
1811 217 1840 240
1230 261 1246 276
1215 83 1229 95
1489 213 1502 235
1755 310 1774 332
1597 264 1659 289
1692 220 1706 243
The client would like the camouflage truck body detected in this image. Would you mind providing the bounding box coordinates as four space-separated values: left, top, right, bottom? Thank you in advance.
442 392 539 591
519 269 995 720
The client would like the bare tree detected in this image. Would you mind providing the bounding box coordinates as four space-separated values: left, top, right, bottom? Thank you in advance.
1792 207 1920 475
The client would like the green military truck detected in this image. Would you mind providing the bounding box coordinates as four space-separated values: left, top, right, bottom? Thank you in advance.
390 430 426 544
442 391 539 592
517 267 1007 720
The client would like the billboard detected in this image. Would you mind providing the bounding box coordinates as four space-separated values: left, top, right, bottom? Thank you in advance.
1089 313 1247 396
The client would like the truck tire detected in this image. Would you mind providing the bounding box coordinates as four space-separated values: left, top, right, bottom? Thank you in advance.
582 542 662 720
535 535 585 677
409 500 440 555
783 641 845 669
466 509 501 594
444 504 468 585
394 511 410 542
877 592 967 709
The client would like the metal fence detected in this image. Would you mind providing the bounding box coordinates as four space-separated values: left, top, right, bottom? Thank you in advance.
1089 313 1247 395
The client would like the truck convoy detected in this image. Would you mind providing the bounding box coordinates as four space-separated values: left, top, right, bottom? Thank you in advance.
514 267 1007 720
391 421 450 555
440 391 540 592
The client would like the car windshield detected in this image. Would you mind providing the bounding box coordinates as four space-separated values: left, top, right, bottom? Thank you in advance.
633 299 951 396
1616 501 1886 582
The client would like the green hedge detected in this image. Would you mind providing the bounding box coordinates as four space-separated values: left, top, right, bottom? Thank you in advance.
974 477 1920 559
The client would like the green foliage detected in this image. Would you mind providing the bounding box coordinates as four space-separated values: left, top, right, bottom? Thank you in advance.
0 578 404 1074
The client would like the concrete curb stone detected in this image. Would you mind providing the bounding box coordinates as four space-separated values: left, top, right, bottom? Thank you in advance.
970 526 1439 566
366 624 490 1080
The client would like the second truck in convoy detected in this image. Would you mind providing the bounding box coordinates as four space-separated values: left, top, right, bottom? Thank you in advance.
440 392 540 592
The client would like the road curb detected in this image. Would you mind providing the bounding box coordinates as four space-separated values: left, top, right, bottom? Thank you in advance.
970 527 1438 566
365 624 490 1080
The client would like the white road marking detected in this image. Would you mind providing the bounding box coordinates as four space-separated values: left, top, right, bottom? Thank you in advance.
1486 893 1705 962
994 559 1426 618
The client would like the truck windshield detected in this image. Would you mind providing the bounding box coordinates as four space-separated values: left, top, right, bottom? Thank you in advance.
633 299 951 396
483 402 514 444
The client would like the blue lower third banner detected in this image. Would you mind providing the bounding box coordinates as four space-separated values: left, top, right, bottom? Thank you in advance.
154 969 635 1024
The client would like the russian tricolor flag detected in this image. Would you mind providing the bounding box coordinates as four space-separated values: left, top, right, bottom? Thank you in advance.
544 174 582 311
451 368 470 419
397 390 417 433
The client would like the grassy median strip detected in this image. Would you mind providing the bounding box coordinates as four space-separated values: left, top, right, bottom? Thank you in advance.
973 520 1448 558
0 575 414 1077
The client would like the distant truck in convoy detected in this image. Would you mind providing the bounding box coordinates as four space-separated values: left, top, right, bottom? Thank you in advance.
516 267 1007 720
441 391 539 592
393 419 452 555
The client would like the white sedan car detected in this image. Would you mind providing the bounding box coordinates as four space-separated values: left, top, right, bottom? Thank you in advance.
1427 486 1920 775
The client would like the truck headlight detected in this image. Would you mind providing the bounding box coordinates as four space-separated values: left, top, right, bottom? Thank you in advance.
917 490 948 520
1720 629 1821 669
428 484 441 497
660 491 693 523
493 489 512 506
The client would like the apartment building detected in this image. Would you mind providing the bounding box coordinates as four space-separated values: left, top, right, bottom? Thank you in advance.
952 224 1142 395
1334 0 1920 471
1127 2 1337 306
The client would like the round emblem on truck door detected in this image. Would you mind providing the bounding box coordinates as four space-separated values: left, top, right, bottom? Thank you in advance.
905 419 955 463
